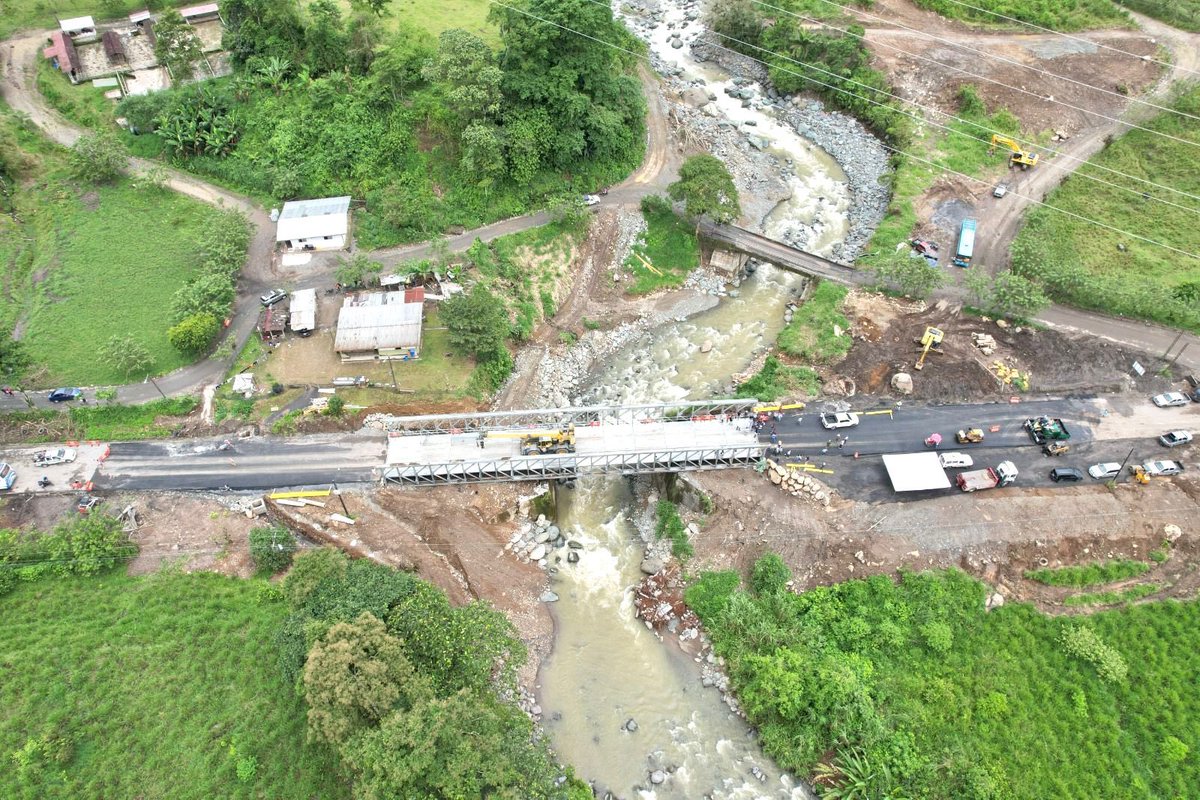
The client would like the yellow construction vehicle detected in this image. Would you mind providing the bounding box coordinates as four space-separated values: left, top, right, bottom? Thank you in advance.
487 425 577 456
989 135 1039 170
914 326 944 371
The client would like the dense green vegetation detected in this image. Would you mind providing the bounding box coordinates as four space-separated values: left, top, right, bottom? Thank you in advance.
1012 84 1200 332
688 560 1200 799
278 548 585 798
0 397 199 443
706 0 909 143
1063 583 1162 607
777 282 851 363
912 0 1129 30
1114 0 1200 31
735 356 820 401
0 571 346 799
115 0 644 248
0 105 242 386
626 196 701 293
654 500 694 559
1025 558 1150 587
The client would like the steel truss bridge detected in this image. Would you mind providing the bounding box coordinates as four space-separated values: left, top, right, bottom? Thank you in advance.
381 400 765 485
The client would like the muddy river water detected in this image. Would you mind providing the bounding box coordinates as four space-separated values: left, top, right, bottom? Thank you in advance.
537 2 851 797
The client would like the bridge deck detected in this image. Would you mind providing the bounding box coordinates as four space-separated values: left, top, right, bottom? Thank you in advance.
383 417 763 484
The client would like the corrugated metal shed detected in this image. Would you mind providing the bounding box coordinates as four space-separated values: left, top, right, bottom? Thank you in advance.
42 30 79 75
129 9 152 23
102 30 126 62
276 197 351 243
179 2 220 19
59 16 95 34
334 292 422 356
289 289 316 333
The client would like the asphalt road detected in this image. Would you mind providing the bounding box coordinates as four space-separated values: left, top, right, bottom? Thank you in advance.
93 433 387 491
758 397 1188 502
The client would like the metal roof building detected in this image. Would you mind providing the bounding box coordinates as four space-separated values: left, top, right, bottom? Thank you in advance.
334 290 423 362
275 196 351 252
289 289 317 335
59 16 96 38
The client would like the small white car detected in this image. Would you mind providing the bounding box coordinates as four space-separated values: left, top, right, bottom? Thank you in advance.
993 183 1009 198
1152 392 1190 408
820 412 860 430
1087 462 1122 480
939 452 974 469
1159 430 1193 448
1142 460 1184 477
583 194 601 206
33 447 77 467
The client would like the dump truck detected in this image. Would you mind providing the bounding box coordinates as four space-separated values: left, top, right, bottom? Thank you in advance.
956 461 1018 492
1025 416 1070 444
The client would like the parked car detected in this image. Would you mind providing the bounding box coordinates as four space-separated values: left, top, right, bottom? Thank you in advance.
0 462 15 490
260 289 287 307
1159 430 1193 448
1142 460 1184 477
1191 387 1200 403
820 411 860 430
939 452 974 469
583 194 601 206
47 388 82 403
1152 392 1189 408
33 447 77 467
1050 467 1084 483
1087 462 1122 480
992 182 1009 198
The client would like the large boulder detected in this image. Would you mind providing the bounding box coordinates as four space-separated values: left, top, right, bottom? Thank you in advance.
680 87 709 107
891 372 914 395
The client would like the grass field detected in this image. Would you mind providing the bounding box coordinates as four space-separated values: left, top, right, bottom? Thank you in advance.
0 397 199 444
0 0 147 39
35 60 116 132
688 564 1200 800
776 281 851 363
735 356 820 401
911 0 1128 30
1115 0 1200 31
625 201 701 294
1012 84 1200 331
0 106 223 387
0 572 347 800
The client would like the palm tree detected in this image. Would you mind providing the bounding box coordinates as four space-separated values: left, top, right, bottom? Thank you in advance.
256 56 292 94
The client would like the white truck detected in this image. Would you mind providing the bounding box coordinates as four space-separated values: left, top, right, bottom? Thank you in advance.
956 461 1018 492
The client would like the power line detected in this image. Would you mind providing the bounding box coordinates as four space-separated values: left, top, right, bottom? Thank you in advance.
699 26 1200 216
514 0 1200 258
919 0 1200 80
795 0 1200 125
747 0 1200 205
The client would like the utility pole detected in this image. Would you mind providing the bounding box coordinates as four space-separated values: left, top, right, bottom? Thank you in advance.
1161 331 1184 361
387 357 399 393
148 377 167 399
330 482 350 517
1113 446 1136 487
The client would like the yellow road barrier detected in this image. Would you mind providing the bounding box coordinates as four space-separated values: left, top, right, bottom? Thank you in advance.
268 489 333 499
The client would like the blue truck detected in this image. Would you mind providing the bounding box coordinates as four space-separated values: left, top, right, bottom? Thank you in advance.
952 218 977 268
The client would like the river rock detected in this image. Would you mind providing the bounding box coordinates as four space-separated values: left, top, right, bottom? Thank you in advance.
891 372 914 394
535 529 551 544
567 539 583 549
539 591 559 603
650 770 667 785
670 37 683 49
536 514 547 525
986 592 1005 611
625 718 639 732
680 87 709 107
700 339 713 353
529 543 548 561
547 525 560 538
567 550 580 564
641 555 666 575
1164 524 1183 542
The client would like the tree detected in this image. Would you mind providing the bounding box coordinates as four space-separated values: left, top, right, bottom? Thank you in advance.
421 29 503 133
170 273 236 322
962 267 992 309
0 330 31 383
334 253 384 288
751 553 792 596
284 546 349 608
222 0 307 68
350 0 390 16
368 22 434 101
668 154 742 226
168 312 220 354
988 270 1050 320
441 284 508 361
69 133 125 183
154 10 204 84
705 0 765 48
255 55 292 93
44 513 136 577
99 334 154 379
302 612 432 746
249 524 298 576
325 395 346 416
305 0 348 75
870 250 946 300
346 11 385 74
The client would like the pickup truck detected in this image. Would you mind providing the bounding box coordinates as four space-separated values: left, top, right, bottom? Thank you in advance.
956 461 1019 492
1025 416 1070 444
33 447 77 467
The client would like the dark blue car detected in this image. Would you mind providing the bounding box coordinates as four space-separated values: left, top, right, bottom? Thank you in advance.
48 388 82 402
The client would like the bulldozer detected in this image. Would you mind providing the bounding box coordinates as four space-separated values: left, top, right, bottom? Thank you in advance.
488 425 577 456
956 428 985 444
989 134 1039 170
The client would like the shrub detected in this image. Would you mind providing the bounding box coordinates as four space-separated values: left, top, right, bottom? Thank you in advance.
977 691 1010 720
1025 559 1149 588
69 133 125 183
168 312 221 354
325 395 345 416
750 553 791 596
1161 736 1189 765
684 570 741 620
654 500 693 559
1060 625 1128 684
44 513 136 577
921 621 953 654
249 525 298 576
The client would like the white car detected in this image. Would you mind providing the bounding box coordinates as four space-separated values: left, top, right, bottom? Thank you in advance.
993 183 1009 198
33 447 77 467
1087 462 1122 480
1142 460 1184 477
583 194 601 206
820 412 860 430
939 452 974 469
1159 430 1193 448
1152 392 1190 408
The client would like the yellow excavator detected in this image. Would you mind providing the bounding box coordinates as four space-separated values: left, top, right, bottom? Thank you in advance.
914 326 944 371
487 425 577 456
989 134 1039 170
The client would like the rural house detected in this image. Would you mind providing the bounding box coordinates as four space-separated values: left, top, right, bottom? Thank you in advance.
334 289 424 362
275 197 352 252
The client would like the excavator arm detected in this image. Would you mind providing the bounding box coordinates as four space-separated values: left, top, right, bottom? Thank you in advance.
989 134 1039 169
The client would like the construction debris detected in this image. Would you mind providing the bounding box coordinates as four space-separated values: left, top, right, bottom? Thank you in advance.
972 332 997 355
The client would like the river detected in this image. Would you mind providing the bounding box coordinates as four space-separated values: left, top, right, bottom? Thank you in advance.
537 1 850 796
